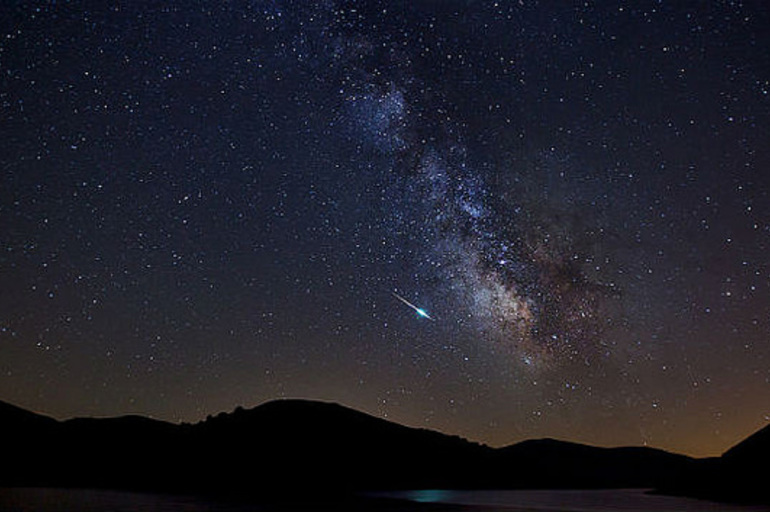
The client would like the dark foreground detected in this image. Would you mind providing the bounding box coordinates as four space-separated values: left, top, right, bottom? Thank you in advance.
3 488 770 512
3 398 770 505
0 488 481 512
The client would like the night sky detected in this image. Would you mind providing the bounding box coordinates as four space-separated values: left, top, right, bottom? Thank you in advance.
2 1 770 458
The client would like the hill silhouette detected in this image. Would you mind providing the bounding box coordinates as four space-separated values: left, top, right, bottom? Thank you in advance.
716 423 770 503
1 398 768 503
496 438 696 489
655 422 770 504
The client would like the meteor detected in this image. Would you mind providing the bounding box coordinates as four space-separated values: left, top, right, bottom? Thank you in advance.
393 292 434 321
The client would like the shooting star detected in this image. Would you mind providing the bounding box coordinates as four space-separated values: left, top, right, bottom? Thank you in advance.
393 292 435 321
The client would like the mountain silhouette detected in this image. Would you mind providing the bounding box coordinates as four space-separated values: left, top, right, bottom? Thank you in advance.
1 398 768 504
722 422 770 461
496 438 696 489
0 399 58 434
1 398 493 496
655 422 770 504
186 399 496 494
716 424 770 503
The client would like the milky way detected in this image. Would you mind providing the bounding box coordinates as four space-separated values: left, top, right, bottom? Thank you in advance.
331 19 618 373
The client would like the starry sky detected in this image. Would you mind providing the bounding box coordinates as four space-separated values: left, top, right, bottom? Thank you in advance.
2 1 770 458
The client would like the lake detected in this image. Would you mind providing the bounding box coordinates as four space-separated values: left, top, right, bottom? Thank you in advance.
2 488 770 512
0 487 254 512
374 489 770 512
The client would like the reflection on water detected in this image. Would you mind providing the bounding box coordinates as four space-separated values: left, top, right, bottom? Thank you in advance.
378 489 770 512
3 487 770 512
408 490 455 503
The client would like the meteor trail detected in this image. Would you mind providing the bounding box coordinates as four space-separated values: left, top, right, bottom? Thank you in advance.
393 292 434 321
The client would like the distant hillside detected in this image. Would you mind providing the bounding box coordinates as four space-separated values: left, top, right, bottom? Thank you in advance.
2 398 767 503
0 399 58 433
657 422 770 504
1 398 493 494
723 423 770 461
184 399 496 493
497 438 696 489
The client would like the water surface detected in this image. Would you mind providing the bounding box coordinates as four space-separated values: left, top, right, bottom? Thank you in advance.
4 487 770 512
0 488 256 512
377 489 770 512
